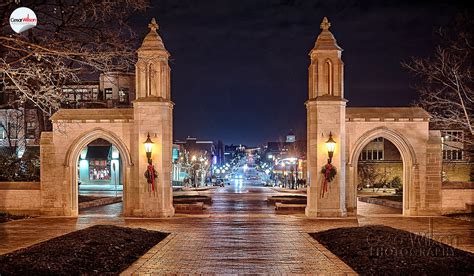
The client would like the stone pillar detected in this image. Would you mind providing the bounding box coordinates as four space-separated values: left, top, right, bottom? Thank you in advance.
419 130 442 215
40 131 71 216
306 17 347 217
132 18 174 217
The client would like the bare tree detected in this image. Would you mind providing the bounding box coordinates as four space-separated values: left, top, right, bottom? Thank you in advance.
0 0 148 119
0 108 25 157
402 13 473 147
0 108 41 181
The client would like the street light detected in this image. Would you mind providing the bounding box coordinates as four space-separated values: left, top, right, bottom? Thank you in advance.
325 132 336 164
144 132 154 164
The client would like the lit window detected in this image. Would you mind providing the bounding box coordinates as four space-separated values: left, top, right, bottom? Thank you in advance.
105 88 113 100
119 88 129 103
92 88 99 100
442 130 463 142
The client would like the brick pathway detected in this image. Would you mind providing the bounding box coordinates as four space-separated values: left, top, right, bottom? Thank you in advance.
0 185 472 275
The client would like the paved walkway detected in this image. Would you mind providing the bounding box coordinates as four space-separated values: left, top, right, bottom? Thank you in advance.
1 185 473 274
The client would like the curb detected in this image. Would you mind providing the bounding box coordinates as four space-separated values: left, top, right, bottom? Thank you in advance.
358 196 402 209
79 197 122 209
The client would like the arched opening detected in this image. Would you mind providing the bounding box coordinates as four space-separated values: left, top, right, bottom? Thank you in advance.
324 59 333 95
347 127 416 216
356 137 403 216
77 138 123 216
64 128 133 217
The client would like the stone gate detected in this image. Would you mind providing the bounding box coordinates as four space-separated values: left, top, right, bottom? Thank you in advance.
27 17 444 217
305 18 443 217
40 19 175 217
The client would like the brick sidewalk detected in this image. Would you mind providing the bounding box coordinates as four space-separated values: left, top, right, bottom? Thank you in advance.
0 186 472 274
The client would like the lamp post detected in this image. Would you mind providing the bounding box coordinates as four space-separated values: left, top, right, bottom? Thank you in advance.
144 132 154 164
325 132 336 164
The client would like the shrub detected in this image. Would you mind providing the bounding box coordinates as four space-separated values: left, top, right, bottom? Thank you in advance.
391 176 403 195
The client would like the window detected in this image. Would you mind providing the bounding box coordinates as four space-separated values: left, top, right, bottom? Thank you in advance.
118 88 129 103
89 160 111 180
360 149 384 161
63 88 75 101
360 137 384 161
443 149 463 161
442 130 463 142
325 60 333 95
92 88 99 100
105 88 113 100
76 88 90 101
26 122 35 139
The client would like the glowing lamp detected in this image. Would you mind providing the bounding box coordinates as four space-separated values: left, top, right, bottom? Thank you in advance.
144 132 154 163
325 132 336 164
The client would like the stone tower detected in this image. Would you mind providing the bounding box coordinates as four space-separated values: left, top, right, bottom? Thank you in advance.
132 18 174 217
306 17 347 217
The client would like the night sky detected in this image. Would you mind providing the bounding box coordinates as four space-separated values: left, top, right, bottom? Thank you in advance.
133 0 470 146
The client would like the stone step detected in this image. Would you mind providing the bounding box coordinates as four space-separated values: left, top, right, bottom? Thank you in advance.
79 197 122 210
275 202 306 211
358 196 403 209
174 202 204 213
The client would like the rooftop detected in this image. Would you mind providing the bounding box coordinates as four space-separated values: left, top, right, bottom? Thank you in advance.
312 17 342 51
346 107 431 121
50 109 134 122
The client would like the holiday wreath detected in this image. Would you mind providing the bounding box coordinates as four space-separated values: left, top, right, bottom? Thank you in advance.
320 163 337 198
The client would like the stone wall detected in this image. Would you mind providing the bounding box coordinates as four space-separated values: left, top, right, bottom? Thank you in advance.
441 182 474 214
0 182 41 215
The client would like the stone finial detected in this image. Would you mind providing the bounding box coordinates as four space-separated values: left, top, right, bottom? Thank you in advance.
148 18 159 32
320 17 331 30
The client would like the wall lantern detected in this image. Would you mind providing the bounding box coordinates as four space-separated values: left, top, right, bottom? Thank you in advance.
144 132 154 163
325 132 336 164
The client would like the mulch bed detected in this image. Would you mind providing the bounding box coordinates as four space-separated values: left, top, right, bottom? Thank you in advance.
311 225 474 275
0 225 168 275
0 212 29 223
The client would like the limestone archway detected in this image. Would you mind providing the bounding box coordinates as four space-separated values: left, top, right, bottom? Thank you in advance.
347 127 417 216
64 128 133 216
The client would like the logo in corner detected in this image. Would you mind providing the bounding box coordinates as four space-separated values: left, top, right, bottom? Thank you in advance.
10 7 37 34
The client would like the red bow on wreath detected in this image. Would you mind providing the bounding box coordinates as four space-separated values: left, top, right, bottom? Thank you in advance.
144 164 158 193
320 163 337 198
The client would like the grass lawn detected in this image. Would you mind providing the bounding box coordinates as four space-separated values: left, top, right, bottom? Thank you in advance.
0 225 168 275
311 225 474 275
